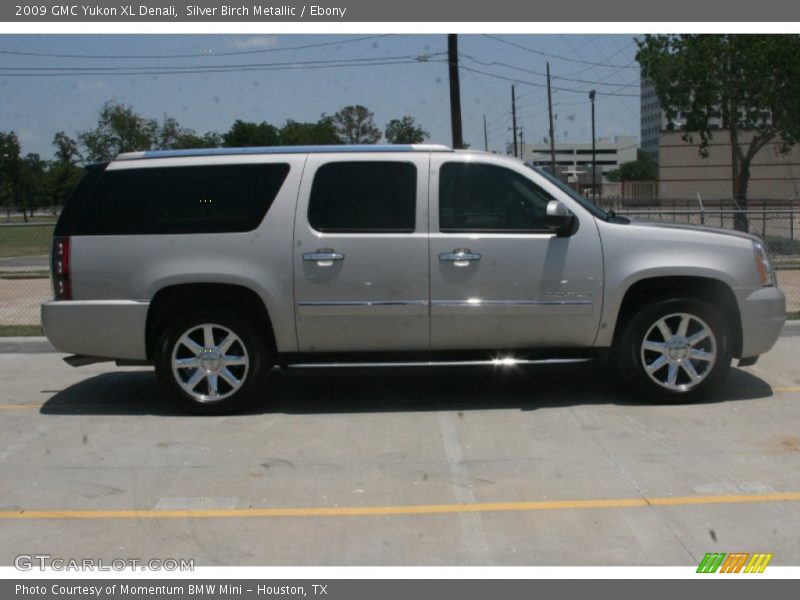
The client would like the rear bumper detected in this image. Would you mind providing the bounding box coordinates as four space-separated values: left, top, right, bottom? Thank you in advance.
737 286 786 358
41 300 149 361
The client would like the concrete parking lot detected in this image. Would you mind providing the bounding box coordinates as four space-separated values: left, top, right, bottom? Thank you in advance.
1 329 799 566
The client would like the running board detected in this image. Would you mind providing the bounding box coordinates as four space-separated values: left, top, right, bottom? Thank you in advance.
284 357 593 369
63 355 152 367
63 355 114 367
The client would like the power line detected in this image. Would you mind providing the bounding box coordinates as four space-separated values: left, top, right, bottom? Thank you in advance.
0 34 394 60
460 53 638 89
483 35 638 70
0 56 445 78
0 58 441 78
0 53 443 73
457 64 640 98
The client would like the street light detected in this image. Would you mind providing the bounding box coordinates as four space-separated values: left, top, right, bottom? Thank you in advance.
589 90 596 201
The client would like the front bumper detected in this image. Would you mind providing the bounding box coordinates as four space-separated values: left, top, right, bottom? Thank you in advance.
737 286 786 358
41 300 150 361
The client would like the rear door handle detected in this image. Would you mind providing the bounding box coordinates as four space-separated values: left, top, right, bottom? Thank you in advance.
439 251 481 261
439 249 481 266
303 249 345 266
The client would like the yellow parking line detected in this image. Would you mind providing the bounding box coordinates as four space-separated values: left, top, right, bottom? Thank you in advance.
2 491 800 520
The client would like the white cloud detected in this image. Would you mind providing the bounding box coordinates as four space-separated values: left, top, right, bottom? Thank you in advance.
224 35 279 50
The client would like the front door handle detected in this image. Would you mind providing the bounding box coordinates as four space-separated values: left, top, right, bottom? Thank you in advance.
439 249 481 267
303 249 345 266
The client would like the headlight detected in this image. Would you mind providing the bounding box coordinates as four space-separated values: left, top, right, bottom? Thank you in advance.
753 241 776 287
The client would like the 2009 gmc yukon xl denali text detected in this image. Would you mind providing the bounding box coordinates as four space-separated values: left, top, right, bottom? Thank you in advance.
42 145 786 413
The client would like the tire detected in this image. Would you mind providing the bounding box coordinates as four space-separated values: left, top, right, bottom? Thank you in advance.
615 297 733 403
154 309 272 415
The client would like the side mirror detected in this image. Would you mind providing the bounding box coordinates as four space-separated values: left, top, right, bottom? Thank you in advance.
545 200 576 237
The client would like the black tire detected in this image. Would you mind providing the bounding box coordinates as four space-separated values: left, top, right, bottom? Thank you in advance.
154 309 272 415
615 297 732 403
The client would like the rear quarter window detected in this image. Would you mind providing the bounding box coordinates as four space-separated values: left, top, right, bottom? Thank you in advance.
73 163 290 235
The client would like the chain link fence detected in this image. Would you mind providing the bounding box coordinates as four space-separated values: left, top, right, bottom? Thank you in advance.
0 220 53 333
1 202 799 333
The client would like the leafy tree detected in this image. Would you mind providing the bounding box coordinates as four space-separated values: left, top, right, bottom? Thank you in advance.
637 34 800 230
605 150 658 182
279 116 340 145
156 117 193 150
79 101 159 162
17 153 48 221
0 131 21 219
222 120 280 147
385 116 429 144
332 105 381 144
49 132 84 211
170 131 222 149
53 131 81 165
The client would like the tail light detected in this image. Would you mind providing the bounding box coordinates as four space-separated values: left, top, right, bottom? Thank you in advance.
52 236 72 300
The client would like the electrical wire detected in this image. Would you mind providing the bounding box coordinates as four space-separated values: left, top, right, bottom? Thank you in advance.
483 35 638 70
0 34 394 60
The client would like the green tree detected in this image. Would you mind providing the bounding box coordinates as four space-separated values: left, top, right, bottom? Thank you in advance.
279 116 340 145
222 120 280 147
0 131 21 219
17 153 49 221
79 101 159 162
170 131 222 149
157 117 192 150
385 116 429 144
636 34 800 230
49 132 84 211
605 150 658 182
53 131 81 165
332 105 381 144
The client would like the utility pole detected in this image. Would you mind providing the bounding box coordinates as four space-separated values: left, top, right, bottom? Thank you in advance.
511 84 518 157
519 128 524 160
447 34 464 150
546 62 556 176
483 114 488 151
589 90 596 200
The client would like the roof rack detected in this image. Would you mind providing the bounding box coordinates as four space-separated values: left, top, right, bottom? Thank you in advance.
116 144 453 161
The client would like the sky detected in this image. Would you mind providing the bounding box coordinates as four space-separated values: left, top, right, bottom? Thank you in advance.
0 34 641 159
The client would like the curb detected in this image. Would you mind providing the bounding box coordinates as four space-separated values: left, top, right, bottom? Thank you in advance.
781 319 800 337
1 321 799 354
0 337 55 353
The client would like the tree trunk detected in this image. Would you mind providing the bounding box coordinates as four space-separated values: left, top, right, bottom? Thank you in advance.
734 159 752 232
728 122 750 232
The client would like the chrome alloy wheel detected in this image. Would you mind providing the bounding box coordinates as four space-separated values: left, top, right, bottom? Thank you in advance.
640 312 717 392
171 323 249 403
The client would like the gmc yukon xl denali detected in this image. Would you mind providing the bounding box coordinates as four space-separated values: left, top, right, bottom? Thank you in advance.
42 145 786 413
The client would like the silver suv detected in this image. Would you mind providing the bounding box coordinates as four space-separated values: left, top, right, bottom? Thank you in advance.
42 145 786 413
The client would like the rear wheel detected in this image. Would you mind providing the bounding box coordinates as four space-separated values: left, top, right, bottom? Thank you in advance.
155 310 271 414
616 298 732 403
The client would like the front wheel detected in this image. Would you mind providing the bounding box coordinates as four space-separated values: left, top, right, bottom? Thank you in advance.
154 310 272 414
616 298 733 403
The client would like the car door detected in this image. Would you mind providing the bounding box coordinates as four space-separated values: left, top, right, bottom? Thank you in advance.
293 153 430 352
429 155 604 350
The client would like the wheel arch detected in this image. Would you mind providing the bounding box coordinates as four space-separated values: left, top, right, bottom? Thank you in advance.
145 283 277 360
611 276 743 359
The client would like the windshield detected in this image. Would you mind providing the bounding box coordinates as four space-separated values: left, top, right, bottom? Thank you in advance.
525 163 609 220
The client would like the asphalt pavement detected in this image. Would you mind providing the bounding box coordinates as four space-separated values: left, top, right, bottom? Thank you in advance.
0 325 798 566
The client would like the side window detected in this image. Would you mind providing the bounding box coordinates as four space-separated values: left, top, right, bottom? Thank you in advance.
75 163 290 235
439 162 554 232
308 161 416 233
